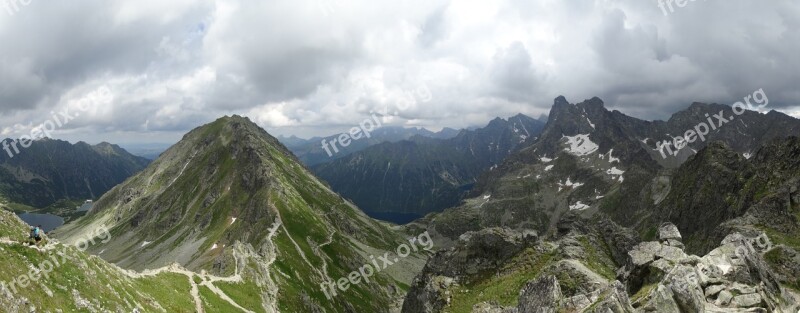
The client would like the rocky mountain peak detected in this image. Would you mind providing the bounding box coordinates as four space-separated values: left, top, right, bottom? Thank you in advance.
581 96 605 108
486 116 509 128
554 95 569 106
53 115 419 311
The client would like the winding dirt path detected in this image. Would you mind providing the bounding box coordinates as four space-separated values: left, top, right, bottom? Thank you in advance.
0 237 253 313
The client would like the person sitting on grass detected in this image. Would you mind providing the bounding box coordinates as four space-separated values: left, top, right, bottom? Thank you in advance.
29 225 43 246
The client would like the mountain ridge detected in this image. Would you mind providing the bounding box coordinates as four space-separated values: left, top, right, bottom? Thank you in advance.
54 115 426 312
0 138 150 208
312 113 546 220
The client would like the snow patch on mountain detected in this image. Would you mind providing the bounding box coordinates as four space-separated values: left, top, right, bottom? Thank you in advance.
606 167 625 176
569 201 590 211
562 134 599 156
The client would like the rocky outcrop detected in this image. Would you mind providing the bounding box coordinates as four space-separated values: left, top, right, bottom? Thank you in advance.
517 275 562 313
622 224 798 312
402 228 538 313
425 228 537 280
403 221 799 313
401 275 455 313
53 116 419 312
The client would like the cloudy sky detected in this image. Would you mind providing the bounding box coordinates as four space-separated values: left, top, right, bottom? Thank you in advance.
0 0 798 144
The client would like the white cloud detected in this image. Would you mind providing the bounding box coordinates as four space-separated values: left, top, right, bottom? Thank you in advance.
0 0 798 142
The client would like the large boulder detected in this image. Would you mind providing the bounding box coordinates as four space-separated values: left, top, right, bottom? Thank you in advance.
517 275 562 313
658 223 682 241
424 227 537 281
626 231 797 312
401 275 454 313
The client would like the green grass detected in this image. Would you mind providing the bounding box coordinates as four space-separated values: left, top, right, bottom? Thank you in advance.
762 228 800 251
444 249 556 313
5 202 36 213
641 226 658 242
133 273 197 312
764 248 800 292
0 243 197 312
578 236 617 280
395 280 411 293
0 208 197 312
215 281 267 313
630 283 657 304
199 285 241 312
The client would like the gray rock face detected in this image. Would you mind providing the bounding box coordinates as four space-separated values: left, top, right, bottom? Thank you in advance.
402 228 537 313
658 223 682 242
517 276 562 313
514 274 635 313
622 230 798 312
731 293 763 308
426 227 537 279
715 290 733 306
401 275 454 313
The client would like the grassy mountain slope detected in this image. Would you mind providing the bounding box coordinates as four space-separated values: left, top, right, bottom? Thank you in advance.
0 208 205 312
54 116 426 312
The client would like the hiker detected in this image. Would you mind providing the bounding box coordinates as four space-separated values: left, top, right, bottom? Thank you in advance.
30 225 43 245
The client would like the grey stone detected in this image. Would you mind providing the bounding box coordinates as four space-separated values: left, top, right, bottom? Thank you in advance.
704 284 725 298
561 294 592 311
731 293 763 308
472 302 517 313
402 275 455 313
581 281 635 313
650 258 674 273
656 245 687 262
666 266 705 313
658 223 682 242
716 290 733 306
665 239 685 250
642 284 681 313
628 242 661 266
517 275 562 313
729 283 756 295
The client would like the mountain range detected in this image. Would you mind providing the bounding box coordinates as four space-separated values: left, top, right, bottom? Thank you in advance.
1 96 799 312
403 96 800 311
279 126 461 166
0 139 150 209
53 116 426 312
312 114 546 222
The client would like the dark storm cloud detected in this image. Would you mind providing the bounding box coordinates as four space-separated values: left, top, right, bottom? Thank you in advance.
0 0 797 141
489 41 542 103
